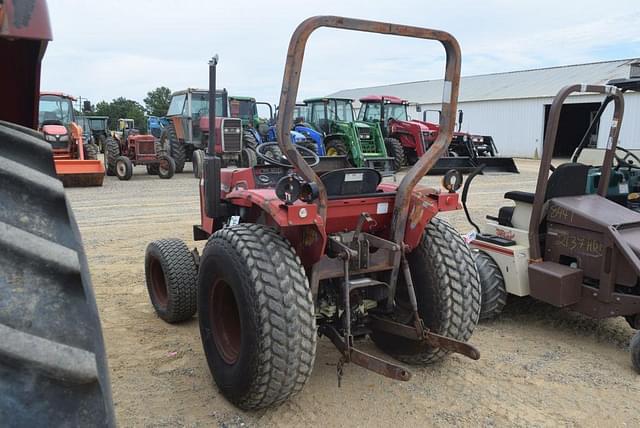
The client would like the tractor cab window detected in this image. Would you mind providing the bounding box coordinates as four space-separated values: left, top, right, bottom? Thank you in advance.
328 100 354 122
359 103 381 122
293 105 308 122
230 99 256 122
167 94 186 116
39 96 73 126
384 103 408 121
310 102 326 122
190 93 210 118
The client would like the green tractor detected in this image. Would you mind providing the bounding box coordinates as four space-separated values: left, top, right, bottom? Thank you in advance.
303 97 401 175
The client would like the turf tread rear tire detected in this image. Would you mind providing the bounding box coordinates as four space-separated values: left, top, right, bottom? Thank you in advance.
474 250 507 320
0 121 115 426
198 224 316 410
145 239 197 323
371 217 481 365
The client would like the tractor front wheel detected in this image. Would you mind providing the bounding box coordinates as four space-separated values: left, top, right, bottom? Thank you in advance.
144 239 198 323
324 139 347 157
198 224 316 410
384 137 405 170
115 156 133 181
157 155 176 179
371 217 481 365
104 137 119 176
192 149 204 179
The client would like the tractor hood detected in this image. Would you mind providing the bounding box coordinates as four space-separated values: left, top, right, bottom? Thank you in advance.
42 124 68 136
408 119 439 132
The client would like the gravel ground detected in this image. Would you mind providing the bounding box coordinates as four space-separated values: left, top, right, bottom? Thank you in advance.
65 159 640 427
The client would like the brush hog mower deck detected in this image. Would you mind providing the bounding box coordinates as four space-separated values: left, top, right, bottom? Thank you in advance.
463 83 640 372
0 1 115 425
144 16 481 411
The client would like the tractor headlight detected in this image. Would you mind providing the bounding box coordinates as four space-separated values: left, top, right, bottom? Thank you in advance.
442 169 463 193
471 136 484 143
275 175 301 205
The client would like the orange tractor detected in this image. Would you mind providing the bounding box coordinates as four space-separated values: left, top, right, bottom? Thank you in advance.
38 92 105 186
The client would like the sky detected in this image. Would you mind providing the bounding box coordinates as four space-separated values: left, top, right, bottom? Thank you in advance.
41 0 640 110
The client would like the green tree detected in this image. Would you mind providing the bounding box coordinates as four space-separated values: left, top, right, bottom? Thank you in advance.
95 97 147 132
144 86 172 117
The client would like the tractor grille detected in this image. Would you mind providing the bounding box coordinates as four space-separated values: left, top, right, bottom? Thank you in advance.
357 126 377 153
138 140 155 155
221 118 242 153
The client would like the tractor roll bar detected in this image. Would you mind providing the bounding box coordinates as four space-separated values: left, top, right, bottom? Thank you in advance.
528 84 624 260
275 16 461 246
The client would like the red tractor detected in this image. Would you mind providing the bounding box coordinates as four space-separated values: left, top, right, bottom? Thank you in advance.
358 95 518 174
104 119 175 180
144 17 481 410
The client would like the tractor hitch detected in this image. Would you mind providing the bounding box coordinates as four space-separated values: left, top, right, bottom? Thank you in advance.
369 316 480 360
319 324 412 383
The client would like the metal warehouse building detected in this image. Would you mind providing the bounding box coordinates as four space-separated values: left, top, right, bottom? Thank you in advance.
329 59 640 158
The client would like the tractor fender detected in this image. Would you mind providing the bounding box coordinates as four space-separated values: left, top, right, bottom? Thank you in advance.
225 189 327 265
378 183 460 251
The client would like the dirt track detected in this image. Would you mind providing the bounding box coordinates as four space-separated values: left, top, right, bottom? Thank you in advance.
65 159 640 427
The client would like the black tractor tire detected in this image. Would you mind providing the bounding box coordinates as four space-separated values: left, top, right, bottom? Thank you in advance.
198 224 316 410
297 138 318 154
474 250 507 320
146 164 159 175
164 124 185 173
371 217 481 365
384 137 406 170
104 137 119 176
97 135 106 153
240 147 257 168
157 155 176 180
192 149 204 179
0 121 115 426
242 129 258 151
85 142 100 160
144 239 198 323
324 138 348 157
631 330 640 374
115 156 133 181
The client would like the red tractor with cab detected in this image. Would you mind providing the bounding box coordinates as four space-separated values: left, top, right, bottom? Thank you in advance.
144 16 481 410
358 95 518 174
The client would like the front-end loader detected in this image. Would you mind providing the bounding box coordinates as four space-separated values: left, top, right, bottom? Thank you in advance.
0 0 114 425
304 97 400 175
38 92 105 186
358 95 519 174
144 16 481 411
463 83 640 372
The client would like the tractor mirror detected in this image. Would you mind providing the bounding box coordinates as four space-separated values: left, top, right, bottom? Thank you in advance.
83 101 92 112
415 104 422 112
457 110 463 126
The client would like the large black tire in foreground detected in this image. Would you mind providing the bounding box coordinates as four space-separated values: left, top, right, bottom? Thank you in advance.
371 217 481 365
144 239 198 323
104 137 119 176
474 250 507 320
198 224 316 410
0 121 115 426
384 137 406 170
164 124 185 173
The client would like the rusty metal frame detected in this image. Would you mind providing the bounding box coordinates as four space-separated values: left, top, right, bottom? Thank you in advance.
528 84 624 259
275 16 462 248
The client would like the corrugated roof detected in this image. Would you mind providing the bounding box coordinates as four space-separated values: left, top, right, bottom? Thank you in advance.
329 59 639 104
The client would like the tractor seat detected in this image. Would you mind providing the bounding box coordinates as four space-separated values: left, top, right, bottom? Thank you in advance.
320 168 382 199
504 191 535 204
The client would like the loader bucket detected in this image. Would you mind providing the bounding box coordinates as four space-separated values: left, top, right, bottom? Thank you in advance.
427 156 519 175
54 159 105 187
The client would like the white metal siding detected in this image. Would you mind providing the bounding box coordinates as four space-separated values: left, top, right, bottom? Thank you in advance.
410 92 640 158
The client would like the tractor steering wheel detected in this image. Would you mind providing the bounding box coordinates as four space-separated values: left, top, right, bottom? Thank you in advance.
255 142 320 168
615 147 640 170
